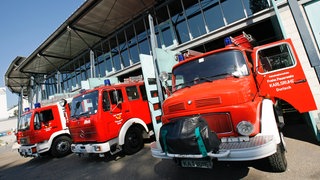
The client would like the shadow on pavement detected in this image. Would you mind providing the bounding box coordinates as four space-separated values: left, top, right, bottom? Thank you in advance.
282 112 320 146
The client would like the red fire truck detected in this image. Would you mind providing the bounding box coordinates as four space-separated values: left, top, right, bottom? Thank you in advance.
66 77 153 157
149 33 317 172
16 99 72 158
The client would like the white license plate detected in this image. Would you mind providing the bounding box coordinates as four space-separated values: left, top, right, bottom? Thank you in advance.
180 158 213 169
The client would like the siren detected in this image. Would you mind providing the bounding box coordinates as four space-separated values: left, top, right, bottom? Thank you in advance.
175 54 185 62
224 37 233 46
24 107 30 112
104 79 111 86
34 103 41 108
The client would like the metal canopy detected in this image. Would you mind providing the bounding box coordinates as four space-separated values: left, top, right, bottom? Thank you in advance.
6 0 156 94
5 56 30 96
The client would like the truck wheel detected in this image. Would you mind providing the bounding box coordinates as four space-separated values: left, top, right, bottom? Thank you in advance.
123 126 144 155
267 142 287 172
51 136 72 158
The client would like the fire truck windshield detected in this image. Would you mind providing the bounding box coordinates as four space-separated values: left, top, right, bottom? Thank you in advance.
18 113 32 131
173 50 249 90
71 90 99 118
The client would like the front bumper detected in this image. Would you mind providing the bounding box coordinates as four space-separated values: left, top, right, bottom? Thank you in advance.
18 144 39 157
71 142 111 154
151 135 277 161
71 137 120 155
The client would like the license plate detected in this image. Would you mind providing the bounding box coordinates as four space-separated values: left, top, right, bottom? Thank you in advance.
180 158 213 169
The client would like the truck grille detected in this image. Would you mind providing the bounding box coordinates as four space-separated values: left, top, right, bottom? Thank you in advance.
70 126 97 142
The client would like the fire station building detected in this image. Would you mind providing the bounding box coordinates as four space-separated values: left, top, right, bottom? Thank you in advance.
5 0 320 140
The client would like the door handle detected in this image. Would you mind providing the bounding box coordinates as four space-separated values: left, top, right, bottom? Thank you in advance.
294 79 307 84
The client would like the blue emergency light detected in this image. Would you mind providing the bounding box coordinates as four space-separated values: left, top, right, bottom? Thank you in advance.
24 107 30 112
177 54 184 62
34 103 41 108
224 37 233 46
104 79 111 86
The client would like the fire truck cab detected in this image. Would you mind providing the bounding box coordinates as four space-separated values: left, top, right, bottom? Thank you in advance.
16 100 72 158
66 77 153 157
149 33 317 172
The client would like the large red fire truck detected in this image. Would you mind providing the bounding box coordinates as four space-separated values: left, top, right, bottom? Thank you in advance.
16 99 72 158
149 33 317 172
65 77 153 157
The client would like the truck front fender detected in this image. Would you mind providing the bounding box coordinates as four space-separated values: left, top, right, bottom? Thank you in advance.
35 129 70 153
118 118 149 145
46 129 71 146
260 99 281 144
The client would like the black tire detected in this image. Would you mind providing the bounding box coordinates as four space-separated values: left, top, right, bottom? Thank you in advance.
123 126 144 155
51 136 72 158
267 143 287 172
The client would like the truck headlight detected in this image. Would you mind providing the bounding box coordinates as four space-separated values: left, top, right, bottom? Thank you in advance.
236 121 254 136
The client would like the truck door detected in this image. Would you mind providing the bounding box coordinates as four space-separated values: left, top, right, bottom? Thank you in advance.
33 110 54 143
125 85 151 124
108 89 128 130
253 39 317 113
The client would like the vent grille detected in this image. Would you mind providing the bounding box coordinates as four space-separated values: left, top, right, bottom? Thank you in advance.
195 97 221 108
168 102 186 112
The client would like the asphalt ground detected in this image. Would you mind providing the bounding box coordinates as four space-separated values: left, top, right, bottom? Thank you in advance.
0 114 319 180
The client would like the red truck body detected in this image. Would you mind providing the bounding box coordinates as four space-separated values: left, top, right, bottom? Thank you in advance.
67 79 153 157
150 33 317 172
16 100 72 157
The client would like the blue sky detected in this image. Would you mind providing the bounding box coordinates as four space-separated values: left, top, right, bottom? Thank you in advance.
0 1 85 108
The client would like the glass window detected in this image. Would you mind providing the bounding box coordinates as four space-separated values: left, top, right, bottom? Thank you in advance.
139 85 148 101
102 91 110 111
156 5 175 48
40 109 54 122
18 113 31 130
173 50 248 90
71 90 99 117
256 43 296 74
244 0 269 15
304 0 320 51
109 89 123 104
129 44 140 64
159 22 175 47
112 52 122 71
126 86 140 100
201 0 225 32
71 73 77 87
76 72 81 85
184 0 206 38
81 69 87 81
34 113 41 130
99 61 106 77
121 48 131 67
105 57 113 73
220 0 246 24
170 1 190 43
117 31 131 67
139 38 150 55
134 19 151 55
